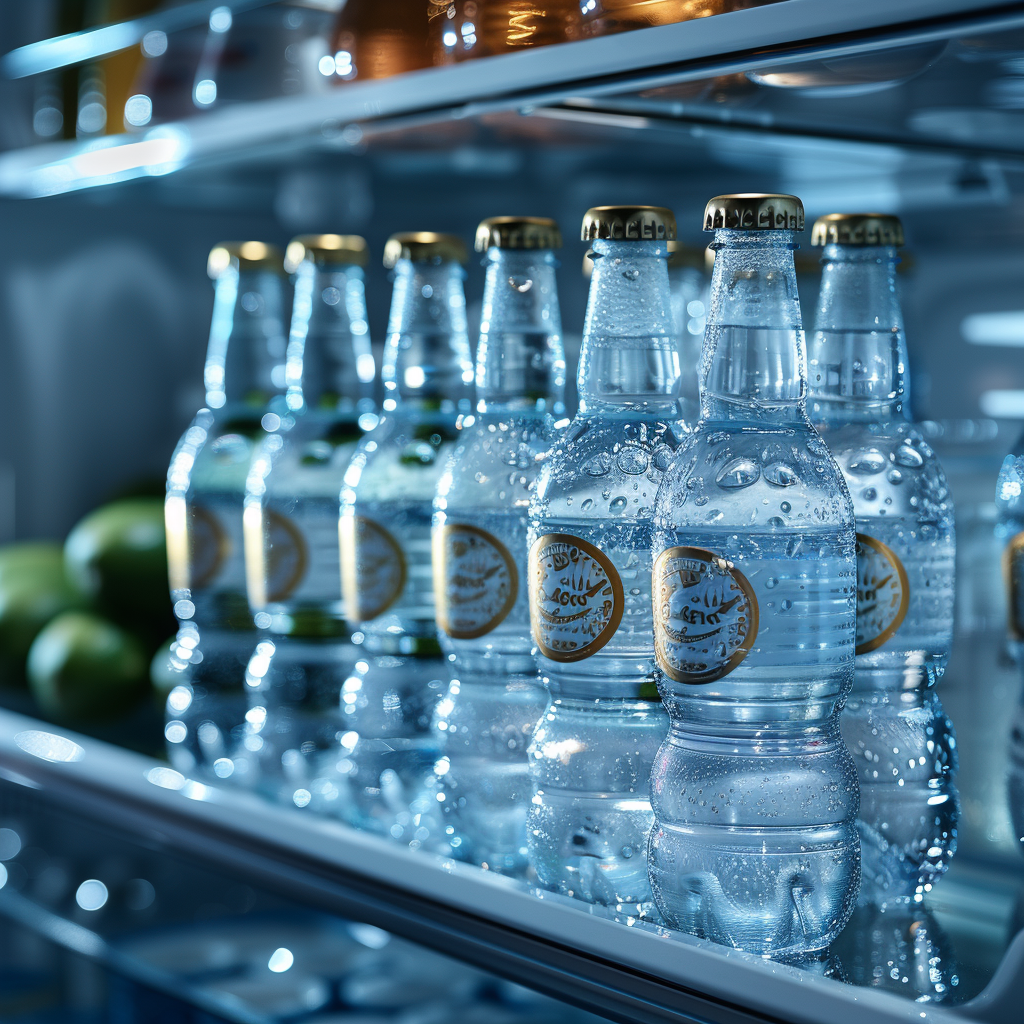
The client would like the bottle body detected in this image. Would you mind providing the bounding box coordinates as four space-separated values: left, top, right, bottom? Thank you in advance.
580 0 757 36
339 253 472 840
650 228 859 960
809 241 957 901
165 259 288 780
330 0 430 82
527 235 684 910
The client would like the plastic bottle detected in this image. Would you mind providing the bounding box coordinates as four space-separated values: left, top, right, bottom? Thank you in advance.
164 242 288 779
339 233 473 842
527 205 686 912
432 216 566 874
241 235 376 808
808 213 958 905
649 194 860 961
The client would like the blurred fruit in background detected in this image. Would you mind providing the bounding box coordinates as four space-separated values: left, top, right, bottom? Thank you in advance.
0 495 176 741
28 610 148 722
64 497 175 645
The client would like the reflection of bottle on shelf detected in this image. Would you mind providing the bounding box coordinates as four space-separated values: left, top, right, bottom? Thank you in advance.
429 1 581 63
328 0 431 83
580 0 759 37
832 901 960 1003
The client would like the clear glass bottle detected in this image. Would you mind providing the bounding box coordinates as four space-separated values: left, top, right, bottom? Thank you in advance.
649 194 859 962
339 232 473 842
241 235 376 807
432 217 566 875
526 206 686 912
429 1 581 62
808 213 958 906
164 242 289 779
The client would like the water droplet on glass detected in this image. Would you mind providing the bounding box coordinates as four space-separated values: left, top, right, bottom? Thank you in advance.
768 516 785 528
583 452 612 477
621 268 640 281
895 444 924 468
617 448 650 475
780 501 792 513
609 496 627 513
581 498 593 511
862 487 877 501
806 435 828 456
695 495 709 506
508 276 533 293
887 468 903 484
716 457 760 489
848 449 886 475
781 599 793 610
765 577 779 589
652 445 673 472
763 461 799 487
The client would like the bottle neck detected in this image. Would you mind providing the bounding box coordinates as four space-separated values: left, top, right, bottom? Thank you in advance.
383 258 473 415
577 238 680 418
286 260 376 425
702 230 806 425
204 266 288 415
808 245 909 425
477 247 565 417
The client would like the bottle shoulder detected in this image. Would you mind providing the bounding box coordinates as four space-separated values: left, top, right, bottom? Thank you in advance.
532 415 684 524
820 421 954 527
435 417 555 512
654 420 855 532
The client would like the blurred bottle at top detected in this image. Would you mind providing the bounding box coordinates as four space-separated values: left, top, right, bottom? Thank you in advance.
666 240 708 423
128 2 339 130
429 1 580 63
580 0 760 37
328 0 431 83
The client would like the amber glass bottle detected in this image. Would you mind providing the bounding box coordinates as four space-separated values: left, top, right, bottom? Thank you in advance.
430 0 580 62
330 0 431 82
581 0 761 37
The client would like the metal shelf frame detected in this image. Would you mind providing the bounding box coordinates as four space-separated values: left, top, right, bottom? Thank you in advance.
0 709 1021 1024
0 0 1023 197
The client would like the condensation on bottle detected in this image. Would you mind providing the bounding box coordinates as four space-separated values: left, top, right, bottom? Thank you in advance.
526 205 687 913
432 216 566 875
649 194 860 962
338 232 473 843
163 241 289 782
240 234 376 809
808 213 958 906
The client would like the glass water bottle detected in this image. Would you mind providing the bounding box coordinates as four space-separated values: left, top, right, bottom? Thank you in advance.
164 242 288 779
650 195 860 962
242 234 376 809
339 232 473 843
432 216 566 874
527 205 687 912
808 213 958 905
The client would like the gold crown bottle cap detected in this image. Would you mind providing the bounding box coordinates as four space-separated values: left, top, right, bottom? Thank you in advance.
383 232 468 268
207 241 284 279
703 194 804 232
581 206 677 242
811 213 905 247
475 217 562 252
284 234 369 273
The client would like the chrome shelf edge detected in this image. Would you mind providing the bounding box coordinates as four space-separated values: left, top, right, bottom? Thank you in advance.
0 708 1014 1024
0 0 1022 197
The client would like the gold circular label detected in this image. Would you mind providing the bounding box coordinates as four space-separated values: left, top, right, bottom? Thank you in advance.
855 532 910 655
264 511 309 603
653 546 758 685
189 504 228 589
529 533 623 663
340 516 407 622
433 524 518 640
